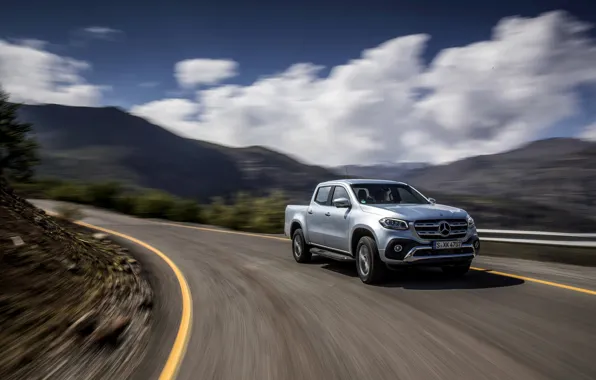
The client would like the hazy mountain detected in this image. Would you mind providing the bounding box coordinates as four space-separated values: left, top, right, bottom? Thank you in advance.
401 138 596 221
17 104 339 201
15 104 596 230
333 162 430 180
342 139 596 221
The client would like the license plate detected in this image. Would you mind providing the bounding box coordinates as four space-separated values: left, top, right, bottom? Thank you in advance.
433 241 462 250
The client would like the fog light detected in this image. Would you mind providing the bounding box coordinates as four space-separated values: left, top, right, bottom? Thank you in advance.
393 245 403 253
474 240 480 249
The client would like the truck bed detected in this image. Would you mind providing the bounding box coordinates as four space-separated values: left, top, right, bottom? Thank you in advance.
284 204 309 237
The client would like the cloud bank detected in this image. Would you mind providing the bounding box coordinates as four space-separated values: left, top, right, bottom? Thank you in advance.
131 11 596 165
0 39 107 106
579 122 596 141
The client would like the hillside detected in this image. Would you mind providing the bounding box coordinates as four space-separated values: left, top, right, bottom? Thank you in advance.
15 103 596 231
401 138 596 221
17 104 339 201
193 141 344 200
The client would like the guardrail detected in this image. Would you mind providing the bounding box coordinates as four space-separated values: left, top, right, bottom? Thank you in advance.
477 229 596 248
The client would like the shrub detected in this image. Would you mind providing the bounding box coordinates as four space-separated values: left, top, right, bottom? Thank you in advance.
46 183 89 204
10 181 47 198
249 190 287 233
133 190 177 218
225 192 255 231
55 203 84 221
85 181 122 209
166 199 203 223
113 194 137 214
202 196 232 228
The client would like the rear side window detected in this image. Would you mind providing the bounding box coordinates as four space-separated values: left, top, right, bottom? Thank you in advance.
314 186 332 205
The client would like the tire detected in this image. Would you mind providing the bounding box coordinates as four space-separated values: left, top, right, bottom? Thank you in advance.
292 228 312 263
355 236 388 284
441 263 471 277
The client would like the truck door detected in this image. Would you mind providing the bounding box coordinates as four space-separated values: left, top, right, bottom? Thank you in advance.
306 185 332 246
324 185 352 252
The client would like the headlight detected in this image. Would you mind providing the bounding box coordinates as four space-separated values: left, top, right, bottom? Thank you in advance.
467 215 475 228
379 218 409 230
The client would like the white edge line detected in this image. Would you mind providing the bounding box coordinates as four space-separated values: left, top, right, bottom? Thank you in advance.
478 229 596 238
482 237 596 248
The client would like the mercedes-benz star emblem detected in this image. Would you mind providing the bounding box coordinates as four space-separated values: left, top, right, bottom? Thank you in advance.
439 221 451 237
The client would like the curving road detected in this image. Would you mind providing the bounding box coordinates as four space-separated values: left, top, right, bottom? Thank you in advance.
32 200 596 380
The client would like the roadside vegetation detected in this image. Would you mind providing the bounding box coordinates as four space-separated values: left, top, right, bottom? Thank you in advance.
12 179 288 234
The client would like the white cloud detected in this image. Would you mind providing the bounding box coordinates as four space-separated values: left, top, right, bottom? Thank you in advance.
132 10 596 166
131 98 201 136
174 58 238 88
578 122 596 141
83 26 123 39
0 39 107 106
12 38 47 49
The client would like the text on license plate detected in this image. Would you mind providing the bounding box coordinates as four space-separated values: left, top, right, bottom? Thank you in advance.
434 241 462 249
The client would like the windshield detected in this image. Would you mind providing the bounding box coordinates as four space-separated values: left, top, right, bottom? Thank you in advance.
350 183 430 205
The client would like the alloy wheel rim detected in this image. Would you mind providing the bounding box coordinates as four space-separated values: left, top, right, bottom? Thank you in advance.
358 245 370 276
293 236 302 258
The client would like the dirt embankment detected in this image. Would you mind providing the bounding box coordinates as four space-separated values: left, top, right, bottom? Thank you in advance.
0 180 153 380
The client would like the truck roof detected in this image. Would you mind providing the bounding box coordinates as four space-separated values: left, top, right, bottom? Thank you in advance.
318 179 407 186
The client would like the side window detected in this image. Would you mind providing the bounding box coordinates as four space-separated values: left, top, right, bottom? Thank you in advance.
332 186 349 201
353 187 369 202
314 186 332 205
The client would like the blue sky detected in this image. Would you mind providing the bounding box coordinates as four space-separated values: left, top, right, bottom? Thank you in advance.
4 0 594 108
1 0 596 165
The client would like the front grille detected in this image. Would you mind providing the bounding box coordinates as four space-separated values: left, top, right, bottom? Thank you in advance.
414 219 468 240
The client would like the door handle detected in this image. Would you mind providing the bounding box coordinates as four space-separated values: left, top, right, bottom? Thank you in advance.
325 212 331 216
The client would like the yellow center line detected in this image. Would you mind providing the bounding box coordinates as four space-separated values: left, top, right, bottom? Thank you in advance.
156 221 290 241
470 267 596 296
46 210 192 380
158 220 596 297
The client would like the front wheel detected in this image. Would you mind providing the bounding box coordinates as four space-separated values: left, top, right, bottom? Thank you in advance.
355 236 388 284
441 263 471 277
292 228 312 263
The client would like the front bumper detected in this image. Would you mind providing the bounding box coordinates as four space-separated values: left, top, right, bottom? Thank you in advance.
380 235 480 265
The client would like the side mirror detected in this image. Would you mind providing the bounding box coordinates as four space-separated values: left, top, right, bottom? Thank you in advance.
332 197 351 208
428 198 436 204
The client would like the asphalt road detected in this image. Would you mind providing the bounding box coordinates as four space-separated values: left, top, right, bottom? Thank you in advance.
32 200 596 380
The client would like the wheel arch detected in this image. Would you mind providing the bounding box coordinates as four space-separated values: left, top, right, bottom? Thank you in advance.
290 220 303 238
350 226 377 256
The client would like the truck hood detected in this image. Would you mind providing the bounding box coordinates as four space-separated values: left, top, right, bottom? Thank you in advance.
359 203 468 220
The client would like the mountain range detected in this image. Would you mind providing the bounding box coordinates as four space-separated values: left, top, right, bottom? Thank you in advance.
15 103 596 231
17 104 341 202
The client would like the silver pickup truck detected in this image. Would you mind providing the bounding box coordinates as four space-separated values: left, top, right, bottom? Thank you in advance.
284 179 480 284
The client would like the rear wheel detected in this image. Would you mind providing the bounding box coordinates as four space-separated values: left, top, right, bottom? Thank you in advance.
441 263 471 277
356 236 388 284
292 228 312 263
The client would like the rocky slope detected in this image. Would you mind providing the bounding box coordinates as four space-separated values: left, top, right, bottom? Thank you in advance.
0 179 153 380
